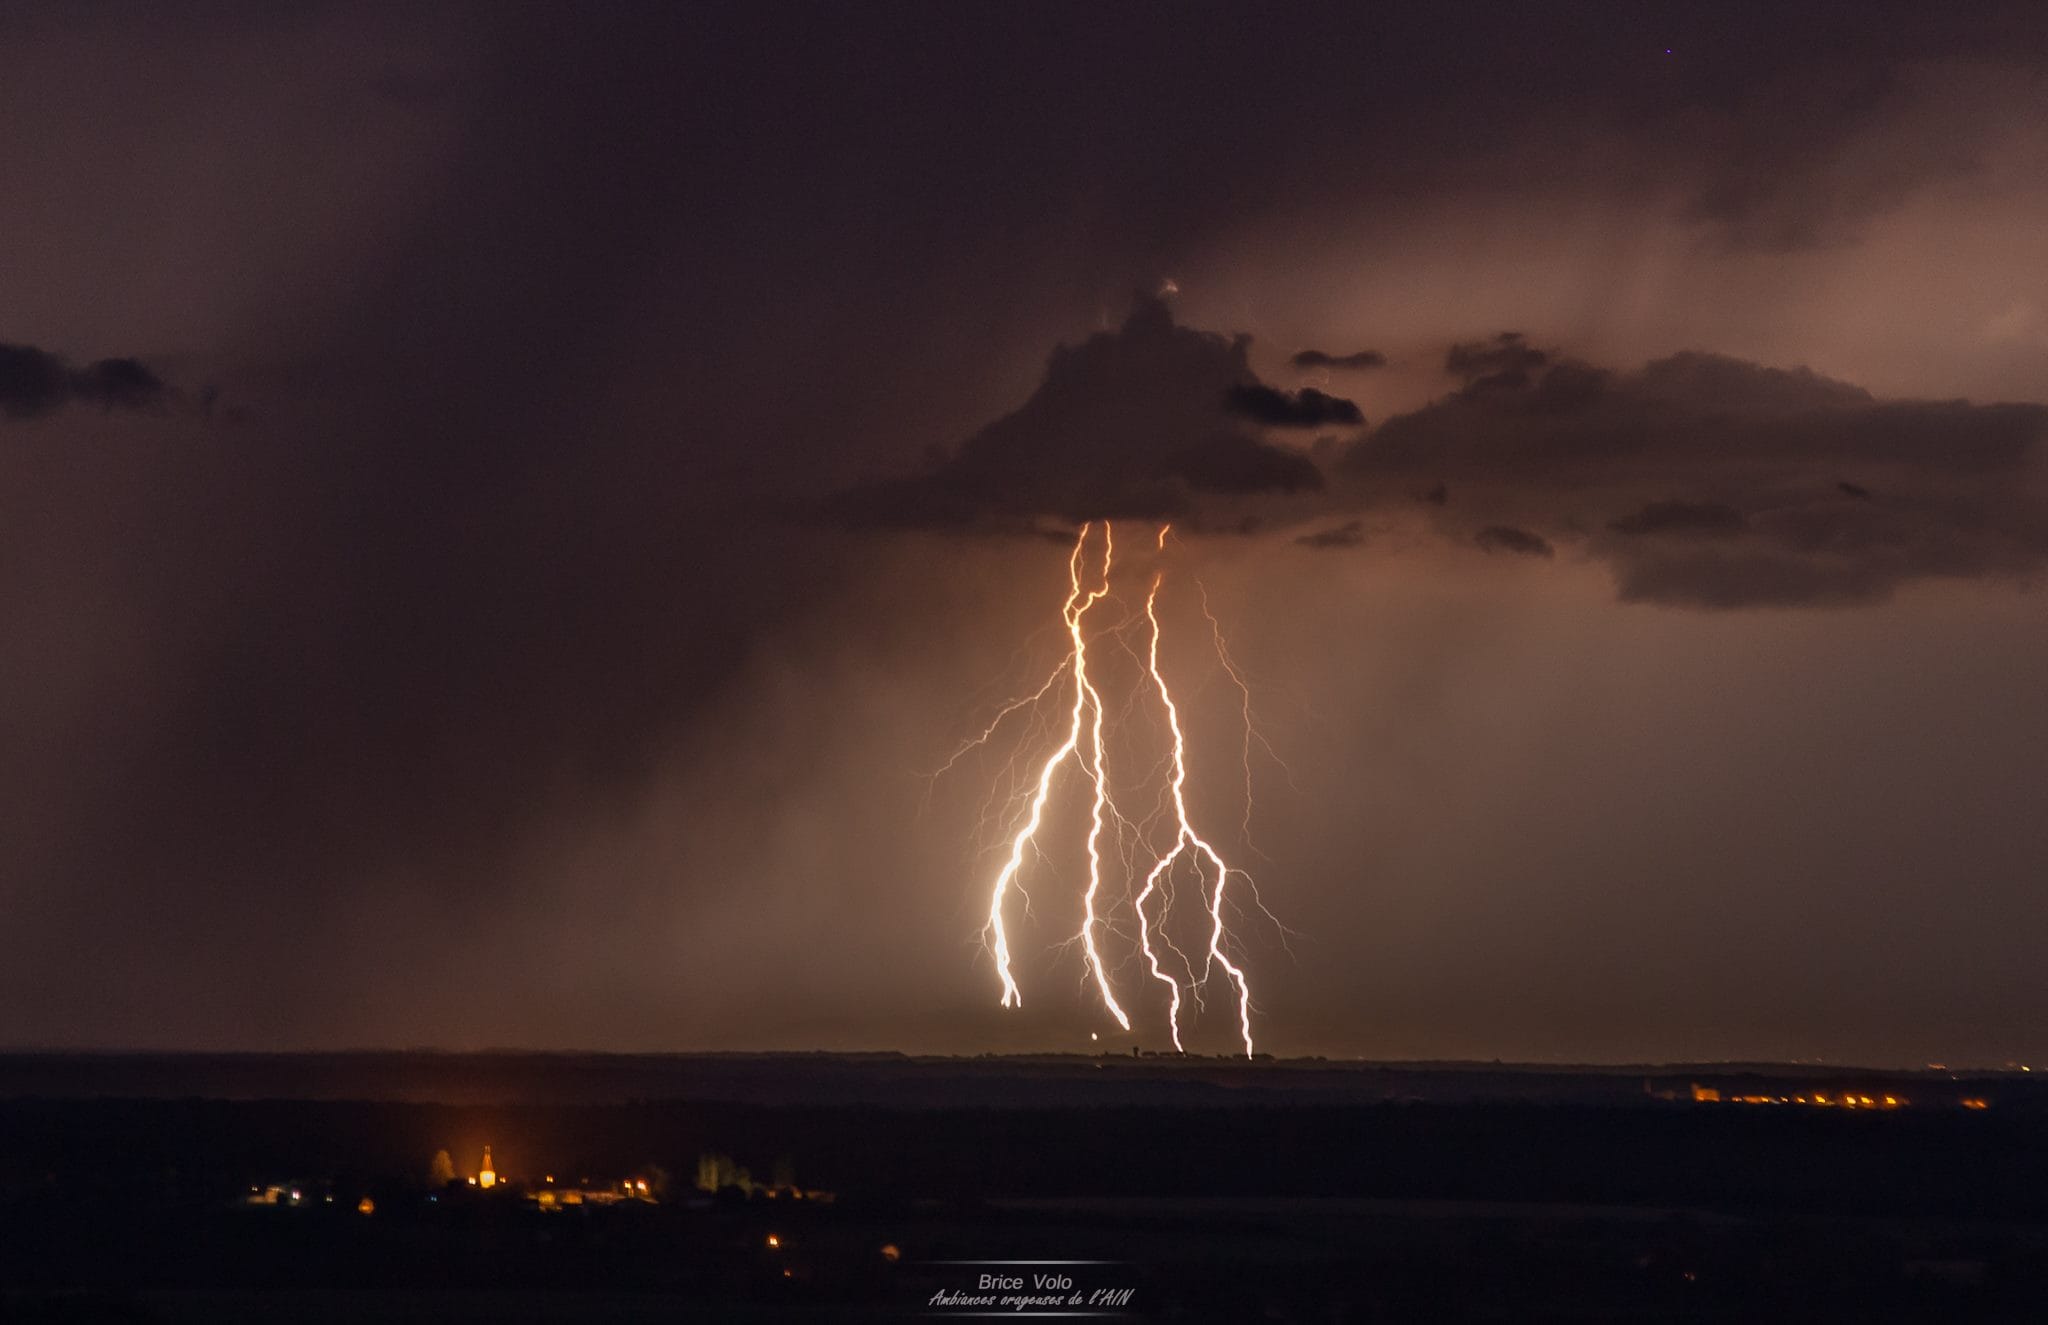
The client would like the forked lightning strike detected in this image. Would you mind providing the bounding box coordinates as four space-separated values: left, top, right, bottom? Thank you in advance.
967 520 1277 1056
982 522 1115 1016
1137 562 1253 1056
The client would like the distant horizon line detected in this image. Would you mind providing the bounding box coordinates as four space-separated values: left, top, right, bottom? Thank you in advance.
0 1046 2030 1075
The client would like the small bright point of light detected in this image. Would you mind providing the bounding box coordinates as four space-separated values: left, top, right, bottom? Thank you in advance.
880 1243 902 1262
1089 1032 1098 1041
467 1177 477 1185
766 1233 782 1249
636 1179 648 1192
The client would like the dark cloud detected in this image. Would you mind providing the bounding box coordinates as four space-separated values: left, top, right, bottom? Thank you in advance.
0 343 76 419
1474 525 1554 558
1224 383 1365 428
1341 342 2048 607
1175 428 1328 494
1291 348 1386 371
0 341 168 419
1445 332 1549 389
835 297 1322 530
72 357 169 411
1296 519 1366 549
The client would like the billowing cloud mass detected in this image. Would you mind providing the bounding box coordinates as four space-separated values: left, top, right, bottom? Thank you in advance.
0 341 169 419
1341 344 2048 607
1443 332 1549 389
1292 348 1386 371
1223 383 1365 428
835 297 1324 528
838 296 2046 609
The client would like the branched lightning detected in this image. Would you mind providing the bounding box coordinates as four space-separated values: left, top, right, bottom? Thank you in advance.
1137 551 1254 1057
983 522 1116 1014
1197 579 1297 855
967 520 1278 1056
1073 524 1130 1032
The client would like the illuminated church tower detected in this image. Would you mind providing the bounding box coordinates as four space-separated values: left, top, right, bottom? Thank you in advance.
478 1146 497 1189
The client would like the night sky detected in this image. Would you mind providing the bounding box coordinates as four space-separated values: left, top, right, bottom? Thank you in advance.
5 2 2046 1063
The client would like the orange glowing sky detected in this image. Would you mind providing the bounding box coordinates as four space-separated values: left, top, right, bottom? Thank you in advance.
0 2 2043 1064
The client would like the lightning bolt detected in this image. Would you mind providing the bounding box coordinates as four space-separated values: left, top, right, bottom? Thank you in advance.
1138 535 1254 1058
971 520 1272 1055
1132 572 1188 1051
983 522 1124 1022
1074 524 1130 1032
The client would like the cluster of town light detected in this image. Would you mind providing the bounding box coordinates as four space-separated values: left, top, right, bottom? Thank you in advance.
248 1144 888 1241
1691 1085 1991 1110
1693 1085 1906 1107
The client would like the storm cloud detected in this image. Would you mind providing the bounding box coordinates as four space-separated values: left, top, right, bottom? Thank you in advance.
1339 344 2048 607
1444 332 1549 388
835 296 1323 530
839 295 2046 611
0 341 168 419
1291 348 1386 371
1223 383 1366 428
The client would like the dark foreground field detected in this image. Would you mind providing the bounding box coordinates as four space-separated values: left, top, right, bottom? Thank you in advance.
2 1053 2045 1321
